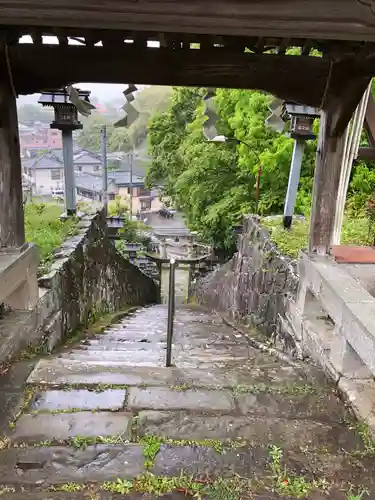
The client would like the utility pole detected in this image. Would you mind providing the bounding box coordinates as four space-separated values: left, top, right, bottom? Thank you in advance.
129 151 133 218
101 126 108 216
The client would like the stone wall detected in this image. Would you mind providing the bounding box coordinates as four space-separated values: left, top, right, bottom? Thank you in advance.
0 211 159 364
194 216 300 355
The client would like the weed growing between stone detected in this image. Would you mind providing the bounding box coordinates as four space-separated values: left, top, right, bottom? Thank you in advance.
231 382 317 397
70 433 129 449
8 387 35 430
268 445 326 498
132 472 209 498
345 485 369 500
102 478 133 494
0 486 16 495
341 417 375 456
140 435 162 468
355 423 375 455
170 383 191 391
138 434 246 468
50 483 84 493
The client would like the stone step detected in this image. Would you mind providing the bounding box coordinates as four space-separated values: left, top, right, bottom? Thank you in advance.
58 350 252 368
127 386 346 420
30 388 127 412
59 350 166 363
8 411 132 443
27 359 309 388
80 341 167 351
135 411 361 452
0 442 371 490
97 333 167 343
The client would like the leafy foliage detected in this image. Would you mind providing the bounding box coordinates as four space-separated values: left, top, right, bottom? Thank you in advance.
147 87 316 249
24 203 78 271
17 104 54 125
147 86 375 249
263 215 372 259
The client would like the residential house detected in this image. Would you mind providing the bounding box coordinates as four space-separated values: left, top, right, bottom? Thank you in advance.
18 122 62 157
22 153 64 196
76 173 117 201
110 171 163 213
74 149 102 175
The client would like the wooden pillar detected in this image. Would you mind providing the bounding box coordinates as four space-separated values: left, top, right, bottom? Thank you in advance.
308 111 346 254
0 45 25 248
308 66 371 255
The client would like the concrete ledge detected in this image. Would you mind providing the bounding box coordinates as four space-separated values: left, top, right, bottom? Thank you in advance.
0 244 39 310
299 253 375 378
296 252 375 437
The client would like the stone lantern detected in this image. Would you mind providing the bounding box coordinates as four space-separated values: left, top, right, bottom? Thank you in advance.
281 103 320 228
39 88 92 215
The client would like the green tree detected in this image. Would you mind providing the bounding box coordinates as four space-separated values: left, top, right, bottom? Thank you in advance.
147 87 318 249
77 114 112 151
18 104 54 125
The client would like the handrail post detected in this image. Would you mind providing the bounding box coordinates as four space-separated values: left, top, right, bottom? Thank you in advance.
166 258 176 367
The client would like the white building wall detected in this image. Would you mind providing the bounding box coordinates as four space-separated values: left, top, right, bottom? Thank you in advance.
75 163 101 175
34 169 65 195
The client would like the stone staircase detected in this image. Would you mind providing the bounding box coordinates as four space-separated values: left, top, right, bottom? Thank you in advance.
0 304 374 499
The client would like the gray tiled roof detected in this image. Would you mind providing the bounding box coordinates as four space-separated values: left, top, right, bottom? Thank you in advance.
74 149 102 165
75 173 116 194
22 153 63 170
109 171 144 187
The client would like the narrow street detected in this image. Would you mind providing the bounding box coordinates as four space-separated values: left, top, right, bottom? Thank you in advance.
0 302 374 498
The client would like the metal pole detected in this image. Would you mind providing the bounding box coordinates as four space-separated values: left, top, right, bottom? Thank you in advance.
283 138 305 229
255 162 262 214
100 126 108 216
62 129 76 215
166 258 176 367
129 151 133 218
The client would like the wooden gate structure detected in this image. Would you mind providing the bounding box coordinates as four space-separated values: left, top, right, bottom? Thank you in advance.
2 0 375 256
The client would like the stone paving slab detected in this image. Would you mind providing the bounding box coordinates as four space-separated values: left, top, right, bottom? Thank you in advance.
127 387 235 412
30 389 127 412
27 359 310 388
9 412 132 442
235 390 346 420
152 444 266 478
0 445 144 484
136 411 363 451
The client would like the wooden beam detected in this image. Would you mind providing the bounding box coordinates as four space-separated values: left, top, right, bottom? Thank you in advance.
10 44 331 106
324 60 372 136
0 0 375 43
357 146 375 160
0 44 25 248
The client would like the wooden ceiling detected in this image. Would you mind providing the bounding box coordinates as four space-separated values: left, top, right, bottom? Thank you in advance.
0 0 375 42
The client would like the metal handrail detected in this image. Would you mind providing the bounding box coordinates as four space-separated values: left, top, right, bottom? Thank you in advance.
161 253 211 367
